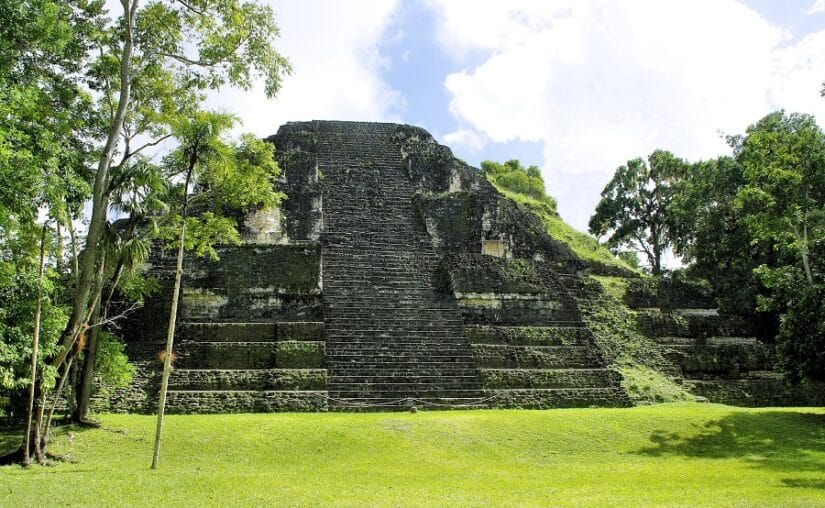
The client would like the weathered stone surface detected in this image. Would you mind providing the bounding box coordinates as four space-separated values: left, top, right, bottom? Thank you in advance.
112 120 813 413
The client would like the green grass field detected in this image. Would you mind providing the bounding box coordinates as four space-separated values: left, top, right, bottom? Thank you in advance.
2 404 824 507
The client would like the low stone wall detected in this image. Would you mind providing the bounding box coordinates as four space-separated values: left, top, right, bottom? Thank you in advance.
473 344 603 369
487 387 631 409
165 390 328 413
481 368 621 389
686 377 825 407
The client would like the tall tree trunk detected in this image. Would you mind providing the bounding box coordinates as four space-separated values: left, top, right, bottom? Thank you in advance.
55 222 63 276
68 219 79 284
46 247 105 444
151 165 194 469
74 303 101 423
54 0 138 370
22 224 48 466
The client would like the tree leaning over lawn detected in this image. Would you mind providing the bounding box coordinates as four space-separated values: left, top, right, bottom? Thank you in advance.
151 112 283 469
50 0 290 432
0 0 98 465
588 150 686 274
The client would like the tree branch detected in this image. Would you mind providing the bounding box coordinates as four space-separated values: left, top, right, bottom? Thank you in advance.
175 0 207 17
130 134 173 158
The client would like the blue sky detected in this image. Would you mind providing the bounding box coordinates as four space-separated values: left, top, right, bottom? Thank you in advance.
213 0 825 233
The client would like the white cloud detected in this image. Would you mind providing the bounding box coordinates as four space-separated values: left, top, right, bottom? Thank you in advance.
428 0 825 231
808 0 825 14
443 128 488 154
208 0 403 137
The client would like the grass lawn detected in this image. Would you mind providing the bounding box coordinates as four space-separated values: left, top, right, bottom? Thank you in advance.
2 403 824 507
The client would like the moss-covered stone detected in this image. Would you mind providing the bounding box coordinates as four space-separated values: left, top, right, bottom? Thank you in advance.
481 368 621 389
276 341 325 368
464 325 593 346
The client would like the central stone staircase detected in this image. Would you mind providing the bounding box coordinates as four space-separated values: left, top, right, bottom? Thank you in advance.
316 122 486 409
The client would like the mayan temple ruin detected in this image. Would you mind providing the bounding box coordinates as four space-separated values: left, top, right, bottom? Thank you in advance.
104 121 824 413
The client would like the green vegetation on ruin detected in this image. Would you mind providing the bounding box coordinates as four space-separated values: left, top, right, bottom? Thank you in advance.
3 405 825 507
587 275 692 404
486 177 636 272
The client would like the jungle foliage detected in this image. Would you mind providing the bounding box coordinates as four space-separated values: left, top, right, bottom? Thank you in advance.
0 0 289 466
593 111 825 381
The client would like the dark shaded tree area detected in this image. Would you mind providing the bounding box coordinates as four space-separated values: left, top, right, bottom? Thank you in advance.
1 0 290 467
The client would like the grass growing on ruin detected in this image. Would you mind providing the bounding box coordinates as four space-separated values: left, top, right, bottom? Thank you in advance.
583 275 691 404
491 183 635 272
2 404 825 507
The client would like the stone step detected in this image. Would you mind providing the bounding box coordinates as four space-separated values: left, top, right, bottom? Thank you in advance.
176 341 325 369
329 374 479 384
486 388 632 409
326 337 470 344
663 342 775 375
325 396 489 411
277 321 325 341
464 325 592 346
327 356 478 365
325 336 466 344
326 367 479 377
655 336 759 346
636 309 754 338
473 344 605 369
168 368 327 390
328 383 485 394
178 322 276 342
165 390 328 413
480 368 621 389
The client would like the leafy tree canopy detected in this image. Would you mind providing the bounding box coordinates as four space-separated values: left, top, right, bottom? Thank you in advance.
588 150 686 274
481 159 556 210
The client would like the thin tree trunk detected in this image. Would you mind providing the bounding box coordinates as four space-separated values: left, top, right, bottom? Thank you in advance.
791 221 814 285
40 355 75 453
54 0 139 370
33 391 47 465
22 224 48 467
55 222 63 276
103 260 126 319
151 165 194 469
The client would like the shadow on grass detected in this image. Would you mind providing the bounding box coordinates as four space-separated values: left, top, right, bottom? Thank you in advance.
0 419 99 461
0 432 21 456
637 410 825 487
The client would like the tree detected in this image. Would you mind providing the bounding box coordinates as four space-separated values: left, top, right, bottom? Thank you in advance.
46 0 291 437
666 154 783 341
734 111 825 286
2 0 290 465
481 159 556 209
733 112 825 380
588 150 685 274
0 0 96 465
151 112 283 469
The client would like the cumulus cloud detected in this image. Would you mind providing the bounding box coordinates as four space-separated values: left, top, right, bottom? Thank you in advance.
809 0 825 14
443 128 488 154
428 0 825 230
209 0 403 136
